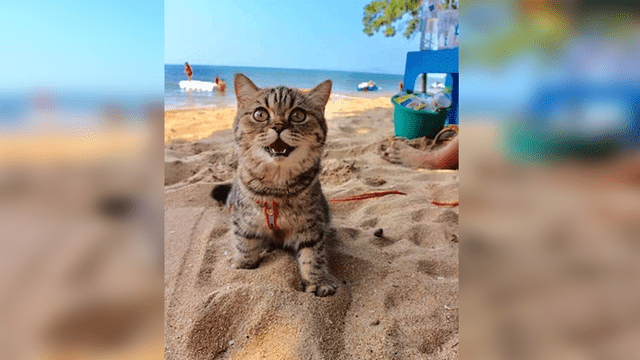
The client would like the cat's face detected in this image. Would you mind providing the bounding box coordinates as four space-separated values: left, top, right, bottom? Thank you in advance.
232 74 331 179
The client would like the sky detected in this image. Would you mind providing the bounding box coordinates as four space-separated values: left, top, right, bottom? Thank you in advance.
0 1 163 94
0 0 417 94
165 0 421 75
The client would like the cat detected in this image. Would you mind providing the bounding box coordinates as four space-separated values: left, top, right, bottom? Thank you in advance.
212 73 337 297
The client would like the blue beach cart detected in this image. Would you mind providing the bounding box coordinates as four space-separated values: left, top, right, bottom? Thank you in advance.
391 49 459 139
402 49 459 126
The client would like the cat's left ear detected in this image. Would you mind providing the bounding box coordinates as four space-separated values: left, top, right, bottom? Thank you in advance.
234 73 260 106
307 80 332 109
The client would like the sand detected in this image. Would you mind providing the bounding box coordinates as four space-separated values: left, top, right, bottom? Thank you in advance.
164 96 459 359
164 95 393 144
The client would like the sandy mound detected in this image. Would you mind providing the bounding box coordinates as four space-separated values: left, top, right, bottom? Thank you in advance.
165 101 459 359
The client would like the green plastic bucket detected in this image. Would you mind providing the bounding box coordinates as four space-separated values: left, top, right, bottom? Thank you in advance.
391 95 450 139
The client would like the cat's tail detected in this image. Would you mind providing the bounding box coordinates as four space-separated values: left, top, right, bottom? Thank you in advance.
211 183 232 205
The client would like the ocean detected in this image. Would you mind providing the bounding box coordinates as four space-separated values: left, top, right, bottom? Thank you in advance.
164 64 403 110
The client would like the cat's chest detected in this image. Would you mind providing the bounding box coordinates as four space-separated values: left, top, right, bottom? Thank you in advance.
251 199 305 232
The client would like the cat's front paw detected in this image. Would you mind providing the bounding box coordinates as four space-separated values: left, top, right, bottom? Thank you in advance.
304 279 337 297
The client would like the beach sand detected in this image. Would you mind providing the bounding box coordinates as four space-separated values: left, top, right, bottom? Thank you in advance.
164 96 459 359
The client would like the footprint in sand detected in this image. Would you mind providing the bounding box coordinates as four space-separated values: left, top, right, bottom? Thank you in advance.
419 326 456 355
434 210 458 224
337 227 360 240
407 225 428 246
361 176 386 186
411 209 426 222
339 126 356 134
190 142 215 155
384 292 399 310
370 234 395 248
196 226 229 286
320 159 359 185
360 218 378 229
164 160 199 186
416 259 457 278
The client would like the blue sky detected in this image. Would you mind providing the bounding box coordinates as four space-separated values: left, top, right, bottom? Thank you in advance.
165 0 421 75
0 0 417 94
0 1 163 94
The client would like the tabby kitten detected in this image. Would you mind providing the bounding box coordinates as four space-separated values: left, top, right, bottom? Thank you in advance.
212 74 337 297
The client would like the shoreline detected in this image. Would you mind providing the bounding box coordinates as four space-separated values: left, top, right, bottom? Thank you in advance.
163 91 398 111
164 93 395 144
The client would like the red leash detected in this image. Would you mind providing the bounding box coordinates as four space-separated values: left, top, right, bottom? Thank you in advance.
256 199 280 230
239 191 455 231
431 200 459 207
250 191 408 231
328 190 407 203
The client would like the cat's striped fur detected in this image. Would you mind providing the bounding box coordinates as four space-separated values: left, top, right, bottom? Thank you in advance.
213 74 336 297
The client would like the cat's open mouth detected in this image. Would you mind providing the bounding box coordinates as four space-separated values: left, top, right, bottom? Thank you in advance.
265 138 295 157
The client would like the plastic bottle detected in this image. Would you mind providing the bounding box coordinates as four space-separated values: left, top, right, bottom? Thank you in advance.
433 92 452 109
424 96 438 112
437 9 458 49
420 0 439 51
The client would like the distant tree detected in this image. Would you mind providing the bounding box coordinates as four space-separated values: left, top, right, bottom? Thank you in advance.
362 0 422 39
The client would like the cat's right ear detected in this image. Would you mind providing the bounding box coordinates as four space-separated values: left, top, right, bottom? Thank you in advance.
234 74 259 106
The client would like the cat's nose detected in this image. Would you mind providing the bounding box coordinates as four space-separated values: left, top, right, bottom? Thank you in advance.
272 124 285 134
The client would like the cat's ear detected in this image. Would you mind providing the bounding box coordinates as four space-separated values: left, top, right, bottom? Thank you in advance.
307 80 332 109
234 73 260 105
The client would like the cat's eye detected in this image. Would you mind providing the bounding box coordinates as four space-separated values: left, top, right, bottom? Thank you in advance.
253 108 269 122
289 109 306 123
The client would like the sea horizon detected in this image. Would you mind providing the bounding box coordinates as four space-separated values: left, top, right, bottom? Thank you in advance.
165 63 405 77
165 64 403 110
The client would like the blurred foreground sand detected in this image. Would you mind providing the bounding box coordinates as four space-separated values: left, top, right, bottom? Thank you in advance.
460 122 640 359
0 108 165 359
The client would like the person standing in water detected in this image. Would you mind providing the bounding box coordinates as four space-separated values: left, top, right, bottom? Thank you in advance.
218 78 227 94
184 62 193 81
